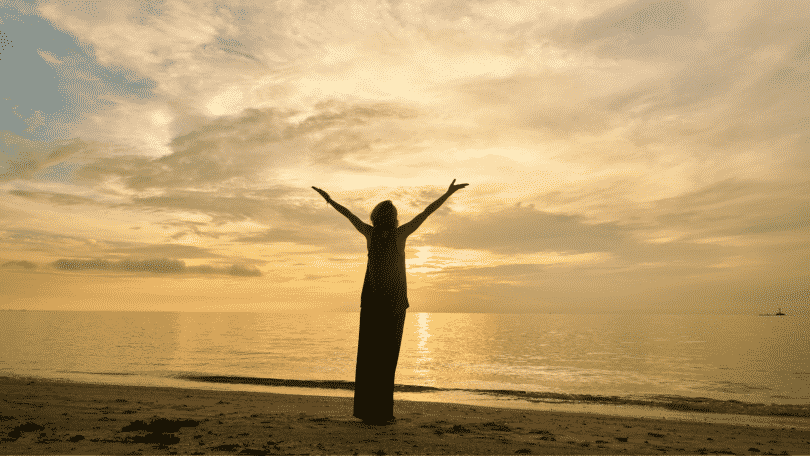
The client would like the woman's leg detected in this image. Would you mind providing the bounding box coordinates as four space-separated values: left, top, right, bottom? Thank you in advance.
379 309 407 422
353 307 389 421
390 309 407 379
354 307 407 424
353 307 372 420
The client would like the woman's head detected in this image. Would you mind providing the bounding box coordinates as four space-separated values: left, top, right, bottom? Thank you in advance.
370 200 398 229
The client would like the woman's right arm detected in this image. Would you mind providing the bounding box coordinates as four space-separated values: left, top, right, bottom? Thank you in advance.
399 179 468 237
312 187 372 237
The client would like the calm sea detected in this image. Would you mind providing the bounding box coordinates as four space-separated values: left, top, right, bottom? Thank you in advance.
2 311 808 416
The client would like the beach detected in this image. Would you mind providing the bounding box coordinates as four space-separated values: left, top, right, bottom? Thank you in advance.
2 376 808 455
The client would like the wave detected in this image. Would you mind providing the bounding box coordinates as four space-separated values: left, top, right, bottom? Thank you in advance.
176 375 441 393
176 375 810 417
57 371 135 376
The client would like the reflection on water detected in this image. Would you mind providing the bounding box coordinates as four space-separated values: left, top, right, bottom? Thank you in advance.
397 313 810 405
1 311 808 406
413 312 432 383
0 311 182 376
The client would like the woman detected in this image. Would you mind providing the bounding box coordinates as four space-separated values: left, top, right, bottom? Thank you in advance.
312 180 468 425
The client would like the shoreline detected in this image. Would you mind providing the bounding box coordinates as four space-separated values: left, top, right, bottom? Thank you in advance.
5 370 810 428
177 374 810 418
7 370 809 420
2 376 809 455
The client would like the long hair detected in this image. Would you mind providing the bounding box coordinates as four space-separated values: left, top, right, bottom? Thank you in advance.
370 200 398 230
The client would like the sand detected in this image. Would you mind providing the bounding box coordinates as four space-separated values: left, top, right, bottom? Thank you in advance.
1 376 808 455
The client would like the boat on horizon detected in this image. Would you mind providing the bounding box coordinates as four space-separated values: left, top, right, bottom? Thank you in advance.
759 308 787 316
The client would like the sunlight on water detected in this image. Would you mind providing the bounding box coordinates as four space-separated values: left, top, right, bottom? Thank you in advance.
1 310 808 409
413 312 433 383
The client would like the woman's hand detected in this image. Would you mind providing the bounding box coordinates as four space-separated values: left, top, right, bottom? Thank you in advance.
312 186 331 203
447 179 468 194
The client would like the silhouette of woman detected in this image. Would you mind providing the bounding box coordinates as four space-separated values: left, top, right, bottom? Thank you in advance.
312 180 468 425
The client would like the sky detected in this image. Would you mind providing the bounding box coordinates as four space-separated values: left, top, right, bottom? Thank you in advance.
1 0 808 314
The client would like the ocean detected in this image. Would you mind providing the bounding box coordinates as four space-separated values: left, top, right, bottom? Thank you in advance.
2 311 808 421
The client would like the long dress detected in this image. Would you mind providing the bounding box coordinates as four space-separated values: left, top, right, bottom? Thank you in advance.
353 226 409 423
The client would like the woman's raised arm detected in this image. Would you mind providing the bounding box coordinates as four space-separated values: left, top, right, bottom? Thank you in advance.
399 179 468 238
312 187 372 237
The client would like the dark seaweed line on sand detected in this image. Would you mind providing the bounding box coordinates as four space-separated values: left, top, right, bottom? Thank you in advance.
177 375 809 418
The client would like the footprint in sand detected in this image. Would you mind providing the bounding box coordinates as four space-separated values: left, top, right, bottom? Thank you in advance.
6 422 45 440
118 417 201 445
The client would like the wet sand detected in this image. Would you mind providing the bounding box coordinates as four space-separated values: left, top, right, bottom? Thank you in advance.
1 376 808 455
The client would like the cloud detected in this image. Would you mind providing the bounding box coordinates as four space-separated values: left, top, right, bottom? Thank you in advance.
301 101 419 163
187 263 262 277
444 2 801 147
2 0 808 313
53 258 184 273
653 179 769 226
651 178 810 235
34 48 156 120
112 243 220 260
0 228 230 264
7 189 98 206
164 220 225 240
411 176 810 281
231 228 319 245
35 0 267 95
119 186 364 235
123 189 283 223
1 133 48 181
1 133 100 182
455 73 618 139
736 202 810 235
2 260 37 269
75 102 421 192
552 0 706 59
435 263 546 280
0 228 100 258
51 257 261 276
421 203 629 254
582 2 809 152
0 3 157 142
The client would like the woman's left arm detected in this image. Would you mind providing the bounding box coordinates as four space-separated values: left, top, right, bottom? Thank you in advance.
399 179 468 238
312 187 372 237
